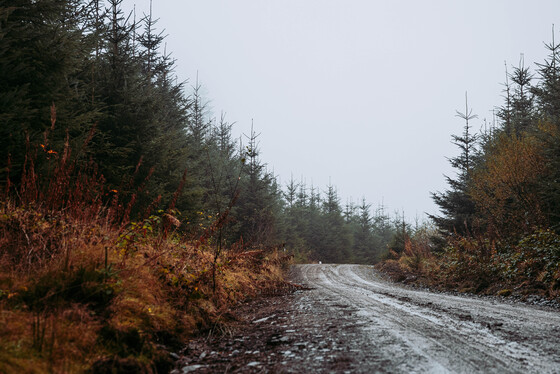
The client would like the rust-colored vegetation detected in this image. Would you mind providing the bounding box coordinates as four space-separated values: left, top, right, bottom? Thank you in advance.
378 129 560 300
0 121 292 373
378 40 560 301
377 228 560 299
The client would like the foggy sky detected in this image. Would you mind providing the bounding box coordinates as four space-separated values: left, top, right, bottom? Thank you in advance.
126 0 560 220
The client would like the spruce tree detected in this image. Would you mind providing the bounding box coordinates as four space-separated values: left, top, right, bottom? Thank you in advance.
91 0 143 191
533 30 560 229
509 58 535 135
533 29 560 124
202 113 244 243
0 0 98 185
317 184 352 263
372 203 395 260
234 125 280 247
352 198 376 263
430 93 478 239
387 210 411 257
497 57 535 136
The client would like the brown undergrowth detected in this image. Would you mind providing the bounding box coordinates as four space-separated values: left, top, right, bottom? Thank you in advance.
377 229 560 300
0 110 292 373
0 216 291 374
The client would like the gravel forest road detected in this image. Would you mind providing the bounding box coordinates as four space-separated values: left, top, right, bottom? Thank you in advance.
296 264 560 373
174 264 560 373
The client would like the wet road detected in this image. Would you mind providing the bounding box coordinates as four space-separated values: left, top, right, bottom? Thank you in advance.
297 264 560 373
174 264 560 373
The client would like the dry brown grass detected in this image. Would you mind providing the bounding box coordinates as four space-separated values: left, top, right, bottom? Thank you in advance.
0 117 292 373
0 212 290 373
377 230 560 300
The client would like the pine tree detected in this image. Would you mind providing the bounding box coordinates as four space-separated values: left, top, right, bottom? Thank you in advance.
387 210 411 257
234 125 280 247
497 57 535 136
317 184 352 263
91 0 144 190
532 29 560 229
0 0 98 185
352 198 376 263
430 93 478 238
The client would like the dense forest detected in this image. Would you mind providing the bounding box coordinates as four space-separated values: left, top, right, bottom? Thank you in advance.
0 2 405 369
2 0 559 292
0 0 400 265
2 1 560 371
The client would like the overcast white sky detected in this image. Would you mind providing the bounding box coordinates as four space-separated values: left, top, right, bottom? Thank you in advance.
125 0 560 220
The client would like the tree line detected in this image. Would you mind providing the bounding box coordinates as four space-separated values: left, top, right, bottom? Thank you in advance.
432 37 560 244
1 0 405 263
388 30 560 296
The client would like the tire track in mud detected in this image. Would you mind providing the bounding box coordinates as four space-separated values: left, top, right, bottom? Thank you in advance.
298 264 560 374
174 264 560 373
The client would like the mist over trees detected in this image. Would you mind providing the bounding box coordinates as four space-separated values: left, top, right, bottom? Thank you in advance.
1 0 400 263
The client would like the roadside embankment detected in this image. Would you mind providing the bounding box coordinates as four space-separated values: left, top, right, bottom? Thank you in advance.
0 204 291 373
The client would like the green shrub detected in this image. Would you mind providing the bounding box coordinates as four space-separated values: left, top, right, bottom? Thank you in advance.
18 264 120 313
498 229 560 287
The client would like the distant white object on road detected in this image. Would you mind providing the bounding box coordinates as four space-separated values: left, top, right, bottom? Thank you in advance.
318 261 322 264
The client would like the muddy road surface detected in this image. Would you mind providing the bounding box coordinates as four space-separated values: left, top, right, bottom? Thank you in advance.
173 264 560 373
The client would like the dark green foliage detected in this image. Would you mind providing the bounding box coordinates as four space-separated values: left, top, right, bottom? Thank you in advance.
430 94 478 239
17 264 119 313
280 181 395 264
314 184 352 263
532 34 560 230
0 0 99 185
499 230 560 286
351 199 373 262
91 0 150 189
532 33 560 124
498 60 535 137
386 212 412 257
1 0 199 222
0 0 390 264
538 128 560 230
424 29 560 297
233 126 281 247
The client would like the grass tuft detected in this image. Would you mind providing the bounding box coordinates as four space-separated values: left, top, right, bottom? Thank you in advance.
0 119 292 373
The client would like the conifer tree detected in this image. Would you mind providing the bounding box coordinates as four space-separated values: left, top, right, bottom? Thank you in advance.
234 125 280 247
353 198 375 263
285 176 298 208
372 203 395 260
430 93 478 238
202 113 244 242
497 57 535 136
317 184 352 263
533 29 560 124
134 3 193 211
0 0 97 185
387 210 411 257
91 0 144 190
509 58 535 135
532 29 560 229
